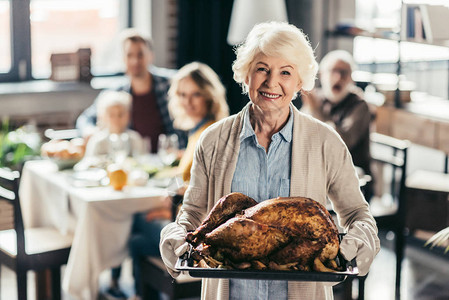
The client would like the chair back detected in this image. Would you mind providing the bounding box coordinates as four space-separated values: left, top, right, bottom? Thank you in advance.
0 167 25 256
369 133 411 299
370 132 410 220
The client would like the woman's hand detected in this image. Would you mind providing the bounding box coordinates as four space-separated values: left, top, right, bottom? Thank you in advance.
339 221 379 276
159 223 190 278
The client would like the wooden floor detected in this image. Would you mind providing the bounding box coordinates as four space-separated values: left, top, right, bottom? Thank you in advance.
1 230 449 300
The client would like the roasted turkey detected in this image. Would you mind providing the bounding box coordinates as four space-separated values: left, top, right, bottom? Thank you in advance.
186 192 341 272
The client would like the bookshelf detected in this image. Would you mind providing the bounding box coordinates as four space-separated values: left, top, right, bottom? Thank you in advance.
326 1 449 108
404 3 449 45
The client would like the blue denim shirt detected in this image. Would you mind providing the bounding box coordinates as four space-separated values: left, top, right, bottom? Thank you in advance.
229 107 293 300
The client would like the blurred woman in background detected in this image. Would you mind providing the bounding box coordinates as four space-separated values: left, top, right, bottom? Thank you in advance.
168 61 229 183
128 61 229 300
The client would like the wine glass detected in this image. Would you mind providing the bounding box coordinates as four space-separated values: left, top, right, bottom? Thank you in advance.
142 136 152 154
108 132 131 164
157 134 179 166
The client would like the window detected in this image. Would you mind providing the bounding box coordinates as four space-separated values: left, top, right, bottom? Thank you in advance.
30 0 125 78
354 0 449 99
0 0 11 73
354 0 449 63
0 0 130 82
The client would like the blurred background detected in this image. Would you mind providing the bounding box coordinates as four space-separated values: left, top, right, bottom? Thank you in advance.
1 1 449 300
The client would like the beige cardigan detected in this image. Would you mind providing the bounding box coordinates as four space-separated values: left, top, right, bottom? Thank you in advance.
163 103 379 300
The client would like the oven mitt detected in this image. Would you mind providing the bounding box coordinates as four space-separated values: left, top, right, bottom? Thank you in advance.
160 222 190 278
339 221 380 276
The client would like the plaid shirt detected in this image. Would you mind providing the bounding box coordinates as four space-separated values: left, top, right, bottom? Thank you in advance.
76 67 187 148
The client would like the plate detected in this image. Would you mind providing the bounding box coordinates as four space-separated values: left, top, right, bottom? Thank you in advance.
70 168 108 187
175 234 359 282
47 157 81 170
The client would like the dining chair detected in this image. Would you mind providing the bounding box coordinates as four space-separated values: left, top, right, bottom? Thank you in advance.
139 194 202 300
337 167 372 300
338 133 410 300
0 167 73 300
404 151 449 233
364 133 410 300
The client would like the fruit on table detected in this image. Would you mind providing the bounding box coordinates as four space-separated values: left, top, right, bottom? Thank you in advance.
107 164 128 190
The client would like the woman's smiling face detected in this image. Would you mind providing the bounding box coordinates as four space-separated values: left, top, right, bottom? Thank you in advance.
178 77 209 123
246 53 302 117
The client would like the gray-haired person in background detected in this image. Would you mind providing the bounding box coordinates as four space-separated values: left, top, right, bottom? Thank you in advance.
302 50 373 199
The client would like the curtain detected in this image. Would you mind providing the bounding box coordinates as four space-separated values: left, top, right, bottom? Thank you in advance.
177 0 247 114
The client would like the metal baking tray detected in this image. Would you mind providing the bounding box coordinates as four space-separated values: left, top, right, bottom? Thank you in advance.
175 234 359 282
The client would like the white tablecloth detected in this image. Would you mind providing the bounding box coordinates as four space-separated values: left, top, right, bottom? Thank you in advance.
19 160 168 300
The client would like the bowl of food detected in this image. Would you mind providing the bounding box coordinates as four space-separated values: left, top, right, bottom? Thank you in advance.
41 138 85 170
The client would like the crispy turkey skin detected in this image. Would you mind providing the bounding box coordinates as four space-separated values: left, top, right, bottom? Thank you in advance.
186 192 258 246
205 218 292 261
187 193 341 272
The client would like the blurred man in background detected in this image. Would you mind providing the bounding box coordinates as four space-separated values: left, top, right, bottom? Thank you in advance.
302 50 373 199
76 29 185 153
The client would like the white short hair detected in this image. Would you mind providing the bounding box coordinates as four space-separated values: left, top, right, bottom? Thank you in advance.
319 50 356 73
232 21 318 92
96 90 132 118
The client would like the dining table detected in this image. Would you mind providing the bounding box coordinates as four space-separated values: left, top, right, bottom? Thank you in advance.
19 159 170 300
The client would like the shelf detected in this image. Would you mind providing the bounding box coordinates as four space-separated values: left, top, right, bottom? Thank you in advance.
0 75 128 96
326 30 400 42
402 38 449 48
327 29 449 48
0 80 95 96
326 2 449 110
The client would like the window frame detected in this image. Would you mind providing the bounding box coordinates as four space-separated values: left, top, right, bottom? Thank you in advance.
0 0 31 82
0 0 132 83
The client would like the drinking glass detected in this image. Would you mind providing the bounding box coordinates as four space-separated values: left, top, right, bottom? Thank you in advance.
108 132 131 164
158 134 179 166
143 136 152 154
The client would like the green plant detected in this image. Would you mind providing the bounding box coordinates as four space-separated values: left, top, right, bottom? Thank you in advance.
425 227 449 254
0 118 41 170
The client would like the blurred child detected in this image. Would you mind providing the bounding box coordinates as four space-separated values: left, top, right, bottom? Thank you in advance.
112 62 229 300
78 90 145 169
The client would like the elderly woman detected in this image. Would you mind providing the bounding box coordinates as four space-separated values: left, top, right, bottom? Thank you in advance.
160 22 380 300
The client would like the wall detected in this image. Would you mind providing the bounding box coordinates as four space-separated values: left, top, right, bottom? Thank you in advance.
133 0 152 38
0 0 172 135
0 81 101 131
151 0 177 68
287 0 356 60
